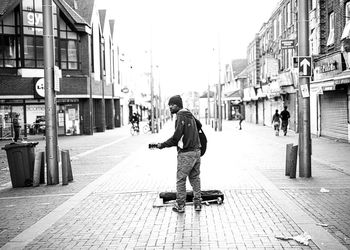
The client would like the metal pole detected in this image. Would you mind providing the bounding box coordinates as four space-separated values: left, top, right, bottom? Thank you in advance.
158 79 162 129
43 0 59 184
298 0 311 177
207 84 210 125
217 35 222 131
150 50 155 133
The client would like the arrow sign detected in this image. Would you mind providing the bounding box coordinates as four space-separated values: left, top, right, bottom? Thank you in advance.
298 56 312 77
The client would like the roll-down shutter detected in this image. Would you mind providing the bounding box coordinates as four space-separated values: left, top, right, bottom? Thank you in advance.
320 90 348 140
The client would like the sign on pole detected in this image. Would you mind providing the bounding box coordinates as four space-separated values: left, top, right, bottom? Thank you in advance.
281 39 295 49
298 56 312 77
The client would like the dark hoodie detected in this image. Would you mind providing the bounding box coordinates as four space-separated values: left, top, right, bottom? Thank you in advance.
160 109 201 153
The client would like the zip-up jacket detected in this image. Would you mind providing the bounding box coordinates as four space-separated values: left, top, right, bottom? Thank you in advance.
160 109 201 153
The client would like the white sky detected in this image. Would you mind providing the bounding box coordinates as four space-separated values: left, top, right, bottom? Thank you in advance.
97 0 280 96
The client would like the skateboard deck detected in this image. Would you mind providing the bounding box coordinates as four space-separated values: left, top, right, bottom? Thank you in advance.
159 190 224 203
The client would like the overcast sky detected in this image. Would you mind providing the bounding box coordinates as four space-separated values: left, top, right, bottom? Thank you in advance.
98 0 280 96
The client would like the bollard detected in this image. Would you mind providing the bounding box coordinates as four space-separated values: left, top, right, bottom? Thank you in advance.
289 145 298 179
40 152 45 184
66 150 73 182
61 150 69 185
33 152 43 187
285 143 294 176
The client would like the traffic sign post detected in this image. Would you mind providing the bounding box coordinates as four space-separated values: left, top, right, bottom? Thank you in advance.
298 56 312 77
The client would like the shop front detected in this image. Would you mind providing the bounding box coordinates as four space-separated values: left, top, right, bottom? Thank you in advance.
0 98 81 140
311 52 350 142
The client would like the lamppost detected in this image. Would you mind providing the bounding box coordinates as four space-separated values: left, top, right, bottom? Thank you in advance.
43 0 58 185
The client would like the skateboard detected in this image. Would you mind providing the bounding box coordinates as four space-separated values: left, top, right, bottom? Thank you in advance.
159 190 224 203
153 197 223 208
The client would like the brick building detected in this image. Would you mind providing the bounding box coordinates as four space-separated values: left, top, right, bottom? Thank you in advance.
0 0 121 139
242 0 350 142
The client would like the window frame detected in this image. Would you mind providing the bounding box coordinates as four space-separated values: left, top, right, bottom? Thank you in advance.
0 0 80 70
327 11 335 46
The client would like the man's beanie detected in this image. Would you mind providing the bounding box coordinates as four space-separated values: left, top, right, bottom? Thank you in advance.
168 95 183 108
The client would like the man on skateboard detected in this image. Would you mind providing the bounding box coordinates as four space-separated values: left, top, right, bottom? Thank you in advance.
155 95 202 213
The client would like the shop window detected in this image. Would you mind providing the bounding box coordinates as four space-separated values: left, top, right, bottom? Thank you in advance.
327 12 335 46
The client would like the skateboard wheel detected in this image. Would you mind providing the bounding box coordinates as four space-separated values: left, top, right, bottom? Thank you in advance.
217 197 223 205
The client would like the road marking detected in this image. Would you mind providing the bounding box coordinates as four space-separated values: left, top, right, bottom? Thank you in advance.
0 136 129 191
0 193 75 200
71 136 129 160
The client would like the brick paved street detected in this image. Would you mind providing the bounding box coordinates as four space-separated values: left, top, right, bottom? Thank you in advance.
0 120 349 249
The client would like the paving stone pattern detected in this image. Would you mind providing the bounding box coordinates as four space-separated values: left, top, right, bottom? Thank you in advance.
285 188 350 249
1 121 349 249
25 190 319 250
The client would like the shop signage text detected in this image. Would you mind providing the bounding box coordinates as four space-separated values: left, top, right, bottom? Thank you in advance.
35 78 45 98
281 39 295 49
318 61 337 73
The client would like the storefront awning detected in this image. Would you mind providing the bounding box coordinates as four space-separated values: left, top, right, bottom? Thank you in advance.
223 90 241 100
334 70 350 84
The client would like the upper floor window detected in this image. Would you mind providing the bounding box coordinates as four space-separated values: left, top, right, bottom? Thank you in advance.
311 0 317 10
0 11 20 68
346 2 350 24
286 2 291 27
274 19 278 40
278 13 282 36
59 18 79 70
327 12 335 46
0 0 80 69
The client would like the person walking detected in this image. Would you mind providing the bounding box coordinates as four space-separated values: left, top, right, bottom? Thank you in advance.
272 109 281 136
12 113 21 142
235 110 244 130
280 106 290 136
155 95 202 213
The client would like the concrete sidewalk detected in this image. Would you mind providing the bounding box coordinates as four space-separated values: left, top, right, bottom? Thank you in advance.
0 120 349 249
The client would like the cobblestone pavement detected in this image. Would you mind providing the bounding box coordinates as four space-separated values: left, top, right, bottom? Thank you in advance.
0 120 349 249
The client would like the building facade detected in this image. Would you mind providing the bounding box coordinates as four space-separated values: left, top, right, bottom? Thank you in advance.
242 0 350 142
0 0 121 140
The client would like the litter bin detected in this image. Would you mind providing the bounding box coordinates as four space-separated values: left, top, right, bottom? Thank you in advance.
2 142 39 187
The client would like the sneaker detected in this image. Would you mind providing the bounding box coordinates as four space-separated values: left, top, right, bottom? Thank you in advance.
194 202 202 211
172 203 185 213
193 200 202 211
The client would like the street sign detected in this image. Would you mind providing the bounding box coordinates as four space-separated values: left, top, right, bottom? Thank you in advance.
54 66 62 92
281 39 295 49
300 84 310 97
298 56 312 77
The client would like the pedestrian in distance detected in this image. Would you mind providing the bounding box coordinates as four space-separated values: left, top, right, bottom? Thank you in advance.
130 112 140 132
235 110 244 130
154 95 202 213
280 106 290 136
272 109 281 136
12 113 21 142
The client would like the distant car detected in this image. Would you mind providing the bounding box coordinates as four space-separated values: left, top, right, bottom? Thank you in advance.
29 116 45 134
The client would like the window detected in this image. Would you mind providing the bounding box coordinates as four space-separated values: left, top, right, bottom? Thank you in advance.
22 0 57 68
287 2 291 27
327 12 335 46
279 13 282 36
0 11 20 67
346 2 350 24
274 19 278 40
1 0 79 69
59 19 79 70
